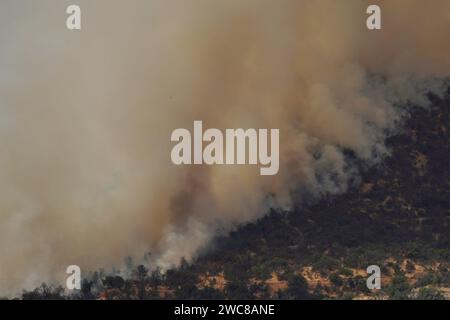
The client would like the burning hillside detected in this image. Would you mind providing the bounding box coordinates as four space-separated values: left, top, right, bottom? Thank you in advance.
0 0 449 298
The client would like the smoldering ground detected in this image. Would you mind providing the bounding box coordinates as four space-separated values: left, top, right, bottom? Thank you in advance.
0 0 449 295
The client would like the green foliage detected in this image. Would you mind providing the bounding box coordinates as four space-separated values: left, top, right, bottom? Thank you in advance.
329 273 343 287
405 242 432 261
416 270 450 288
386 273 411 300
22 283 65 300
338 267 353 277
250 263 272 281
283 275 313 300
415 287 446 300
312 256 338 275
340 292 356 300
224 280 253 300
344 275 369 294
18 95 450 300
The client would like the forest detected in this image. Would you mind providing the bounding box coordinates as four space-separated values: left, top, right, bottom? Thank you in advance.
16 87 450 300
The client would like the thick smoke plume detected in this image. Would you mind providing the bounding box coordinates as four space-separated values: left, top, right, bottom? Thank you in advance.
0 0 449 295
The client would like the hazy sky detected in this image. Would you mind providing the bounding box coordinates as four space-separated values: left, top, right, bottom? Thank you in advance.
0 0 449 296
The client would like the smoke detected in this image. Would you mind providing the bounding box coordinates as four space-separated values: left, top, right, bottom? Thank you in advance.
0 0 449 295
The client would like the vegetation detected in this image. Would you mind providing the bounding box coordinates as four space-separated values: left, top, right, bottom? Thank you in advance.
21 89 450 300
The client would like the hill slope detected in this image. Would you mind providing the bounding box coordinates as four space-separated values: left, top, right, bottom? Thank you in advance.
21 88 450 300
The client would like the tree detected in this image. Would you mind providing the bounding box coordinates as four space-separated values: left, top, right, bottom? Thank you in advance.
386 273 411 300
149 267 163 288
134 265 149 281
224 280 252 300
102 276 125 290
312 256 338 275
22 283 65 300
80 279 94 300
175 283 199 299
329 273 343 287
415 287 445 300
284 275 313 300
133 265 149 300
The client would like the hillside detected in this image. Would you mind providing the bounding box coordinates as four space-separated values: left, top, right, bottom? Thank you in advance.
21 87 450 300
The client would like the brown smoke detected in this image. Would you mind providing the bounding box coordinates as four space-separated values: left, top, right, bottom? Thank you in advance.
0 0 449 295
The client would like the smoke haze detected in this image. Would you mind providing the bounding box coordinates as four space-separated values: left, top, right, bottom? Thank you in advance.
0 0 449 295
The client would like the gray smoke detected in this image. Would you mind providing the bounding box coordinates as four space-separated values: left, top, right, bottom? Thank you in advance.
0 0 449 295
